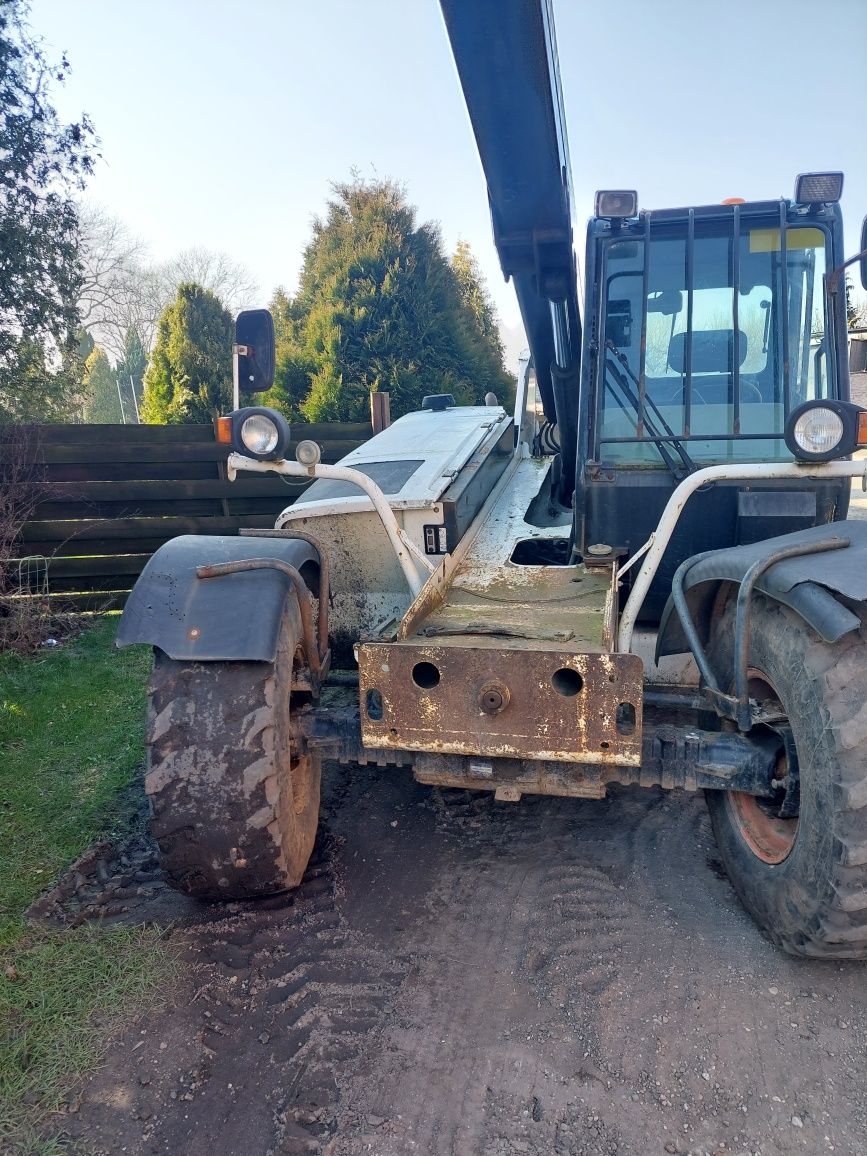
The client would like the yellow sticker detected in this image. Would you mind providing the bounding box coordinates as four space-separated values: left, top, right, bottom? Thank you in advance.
749 227 824 253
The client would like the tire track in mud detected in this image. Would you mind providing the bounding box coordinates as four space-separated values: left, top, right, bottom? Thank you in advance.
195 837 408 1156
521 862 633 1009
58 767 867 1156
62 820 408 1156
329 787 640 1156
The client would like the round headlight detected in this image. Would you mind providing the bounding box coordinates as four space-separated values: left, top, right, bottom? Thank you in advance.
785 399 867 463
295 439 322 467
792 406 844 457
229 406 291 460
241 413 279 455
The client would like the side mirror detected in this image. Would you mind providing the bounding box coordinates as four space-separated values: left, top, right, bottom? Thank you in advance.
861 215 867 291
235 309 275 394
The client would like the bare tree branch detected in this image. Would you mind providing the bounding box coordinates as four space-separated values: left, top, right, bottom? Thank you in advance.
76 206 260 361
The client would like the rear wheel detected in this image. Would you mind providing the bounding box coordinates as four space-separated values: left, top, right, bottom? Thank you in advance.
145 599 321 899
706 594 867 958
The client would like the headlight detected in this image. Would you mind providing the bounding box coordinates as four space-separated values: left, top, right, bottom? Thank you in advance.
295 439 322 466
785 399 867 462
225 406 291 461
792 406 843 456
794 171 844 204
241 413 280 455
595 189 638 218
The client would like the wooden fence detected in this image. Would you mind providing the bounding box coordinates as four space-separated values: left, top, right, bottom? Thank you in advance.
7 421 371 610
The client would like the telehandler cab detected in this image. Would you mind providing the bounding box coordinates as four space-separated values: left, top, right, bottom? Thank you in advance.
118 0 867 958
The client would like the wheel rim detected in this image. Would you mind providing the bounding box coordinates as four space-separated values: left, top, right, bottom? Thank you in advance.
728 668 798 865
290 644 316 817
291 743 315 815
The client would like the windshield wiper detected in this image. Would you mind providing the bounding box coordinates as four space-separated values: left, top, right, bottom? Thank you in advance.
604 342 697 477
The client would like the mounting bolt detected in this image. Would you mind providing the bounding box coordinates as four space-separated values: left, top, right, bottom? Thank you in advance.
477 679 510 716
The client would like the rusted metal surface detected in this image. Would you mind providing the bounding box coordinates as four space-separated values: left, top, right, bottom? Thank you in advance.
412 561 614 653
299 697 781 803
358 642 644 766
196 556 330 685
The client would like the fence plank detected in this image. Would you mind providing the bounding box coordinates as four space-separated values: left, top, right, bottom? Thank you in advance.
20 537 188 557
31 437 365 466
37 478 306 503
22 423 218 443
23 554 152 579
21 513 279 542
10 421 372 603
24 421 371 443
35 460 224 483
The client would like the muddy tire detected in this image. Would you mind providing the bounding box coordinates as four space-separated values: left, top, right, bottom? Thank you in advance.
705 594 867 958
145 599 321 899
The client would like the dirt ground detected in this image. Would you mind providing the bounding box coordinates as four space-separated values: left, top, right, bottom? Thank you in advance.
43 760 867 1156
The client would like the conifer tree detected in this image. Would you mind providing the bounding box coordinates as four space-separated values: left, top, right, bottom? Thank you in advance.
141 283 232 423
0 1 95 421
286 178 514 422
115 327 146 418
83 346 121 422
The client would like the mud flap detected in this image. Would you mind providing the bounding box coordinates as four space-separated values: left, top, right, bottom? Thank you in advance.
116 534 318 661
656 521 867 661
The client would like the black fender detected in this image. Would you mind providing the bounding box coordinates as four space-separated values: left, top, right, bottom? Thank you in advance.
656 520 867 661
116 535 319 662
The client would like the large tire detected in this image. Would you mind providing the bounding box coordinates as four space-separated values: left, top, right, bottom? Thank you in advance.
705 593 867 958
145 599 321 899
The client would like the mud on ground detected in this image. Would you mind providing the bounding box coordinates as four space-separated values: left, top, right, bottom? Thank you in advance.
37 764 867 1156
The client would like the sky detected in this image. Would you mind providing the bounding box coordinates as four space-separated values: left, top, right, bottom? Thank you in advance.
28 0 867 368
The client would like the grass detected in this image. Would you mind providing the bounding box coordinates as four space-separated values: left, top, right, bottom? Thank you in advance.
0 618 175 1151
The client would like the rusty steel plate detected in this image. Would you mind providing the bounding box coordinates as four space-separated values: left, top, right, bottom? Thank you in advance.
358 643 643 766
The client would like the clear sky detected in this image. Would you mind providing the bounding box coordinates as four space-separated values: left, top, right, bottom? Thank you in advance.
29 0 867 365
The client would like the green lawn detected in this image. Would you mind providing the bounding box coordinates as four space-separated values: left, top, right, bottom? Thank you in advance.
0 618 175 1152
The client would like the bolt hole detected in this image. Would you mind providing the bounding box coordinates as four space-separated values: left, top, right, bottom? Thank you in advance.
412 661 441 689
365 689 383 721
551 667 583 697
616 702 636 736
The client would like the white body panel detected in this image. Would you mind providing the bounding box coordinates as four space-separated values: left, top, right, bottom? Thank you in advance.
261 405 516 653
276 406 510 524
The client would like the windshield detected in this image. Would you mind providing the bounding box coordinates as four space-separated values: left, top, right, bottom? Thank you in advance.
595 215 831 466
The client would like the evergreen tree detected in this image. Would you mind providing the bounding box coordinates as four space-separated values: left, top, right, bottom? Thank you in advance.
83 346 121 422
253 287 315 420
115 326 146 419
0 1 95 422
451 238 515 407
452 240 504 355
141 283 232 423
287 177 514 422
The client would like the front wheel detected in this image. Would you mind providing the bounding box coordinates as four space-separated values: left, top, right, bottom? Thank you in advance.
145 599 321 899
706 594 867 958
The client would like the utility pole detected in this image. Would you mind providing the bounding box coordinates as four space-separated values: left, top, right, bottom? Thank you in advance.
115 374 127 424
129 375 141 423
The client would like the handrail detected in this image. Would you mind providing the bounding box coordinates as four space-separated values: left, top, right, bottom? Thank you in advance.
227 452 433 596
617 459 867 652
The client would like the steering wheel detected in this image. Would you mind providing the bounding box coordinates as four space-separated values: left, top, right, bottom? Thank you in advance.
655 381 708 407
739 377 764 403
